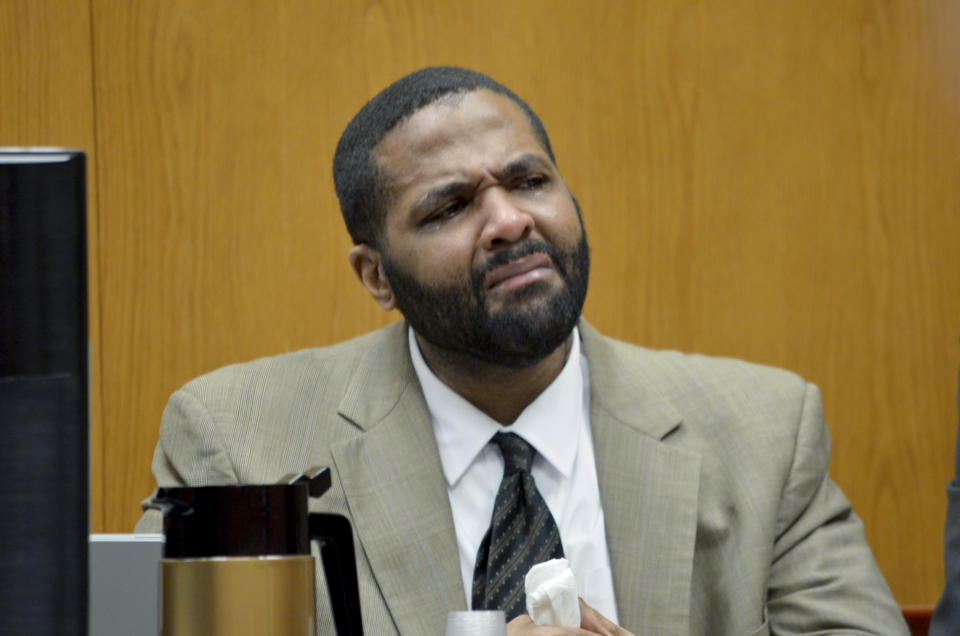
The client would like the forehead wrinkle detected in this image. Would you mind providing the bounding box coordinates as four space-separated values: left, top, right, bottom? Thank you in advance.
379 124 535 191
374 89 552 182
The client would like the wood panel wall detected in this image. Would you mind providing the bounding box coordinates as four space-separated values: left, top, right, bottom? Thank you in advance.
0 0 104 532
5 0 959 606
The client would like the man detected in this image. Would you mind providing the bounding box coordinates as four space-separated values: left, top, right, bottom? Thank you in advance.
137 67 908 635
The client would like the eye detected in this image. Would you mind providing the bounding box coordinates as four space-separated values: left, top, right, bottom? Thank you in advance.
425 198 468 225
514 174 548 191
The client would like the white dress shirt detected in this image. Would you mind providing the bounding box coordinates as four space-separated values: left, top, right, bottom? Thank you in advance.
409 327 619 622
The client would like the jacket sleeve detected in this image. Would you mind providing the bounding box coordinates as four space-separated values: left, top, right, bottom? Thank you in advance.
133 387 240 532
766 382 908 635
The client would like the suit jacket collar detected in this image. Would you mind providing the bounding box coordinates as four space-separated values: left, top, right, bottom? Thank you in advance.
333 320 701 635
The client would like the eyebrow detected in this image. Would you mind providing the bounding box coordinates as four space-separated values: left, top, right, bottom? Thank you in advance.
493 154 553 181
411 153 553 217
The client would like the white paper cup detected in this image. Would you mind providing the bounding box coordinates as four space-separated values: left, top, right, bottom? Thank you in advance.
444 610 507 636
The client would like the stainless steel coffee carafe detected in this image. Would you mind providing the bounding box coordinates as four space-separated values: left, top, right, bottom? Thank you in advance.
150 467 362 636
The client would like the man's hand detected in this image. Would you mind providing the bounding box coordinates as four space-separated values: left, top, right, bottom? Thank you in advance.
506 598 636 636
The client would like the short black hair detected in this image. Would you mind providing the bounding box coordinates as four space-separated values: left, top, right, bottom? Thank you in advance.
332 66 556 247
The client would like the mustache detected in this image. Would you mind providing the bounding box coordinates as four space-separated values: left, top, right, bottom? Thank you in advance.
471 239 567 293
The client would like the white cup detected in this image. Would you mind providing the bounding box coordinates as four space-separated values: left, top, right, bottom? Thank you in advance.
444 610 508 636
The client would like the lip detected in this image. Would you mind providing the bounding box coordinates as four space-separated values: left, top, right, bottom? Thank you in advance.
484 253 556 292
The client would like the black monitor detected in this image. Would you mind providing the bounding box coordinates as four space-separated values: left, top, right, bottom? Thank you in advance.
0 149 88 635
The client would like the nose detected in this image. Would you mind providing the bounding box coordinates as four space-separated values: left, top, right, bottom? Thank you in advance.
478 188 534 250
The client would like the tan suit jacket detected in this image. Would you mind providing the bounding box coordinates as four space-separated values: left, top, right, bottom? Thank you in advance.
137 320 907 635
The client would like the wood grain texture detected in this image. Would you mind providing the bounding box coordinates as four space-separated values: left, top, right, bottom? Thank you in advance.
85 0 959 603
1 0 102 530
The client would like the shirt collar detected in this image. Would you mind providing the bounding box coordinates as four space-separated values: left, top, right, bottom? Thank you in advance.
409 326 584 487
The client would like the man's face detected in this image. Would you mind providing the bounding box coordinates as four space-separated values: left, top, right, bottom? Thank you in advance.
373 89 590 368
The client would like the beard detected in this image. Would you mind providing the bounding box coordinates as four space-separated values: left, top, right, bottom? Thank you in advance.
381 223 590 369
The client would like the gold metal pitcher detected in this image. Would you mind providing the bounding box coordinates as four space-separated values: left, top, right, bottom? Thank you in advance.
151 468 362 636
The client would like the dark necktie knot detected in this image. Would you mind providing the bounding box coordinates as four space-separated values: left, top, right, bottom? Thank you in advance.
493 432 535 474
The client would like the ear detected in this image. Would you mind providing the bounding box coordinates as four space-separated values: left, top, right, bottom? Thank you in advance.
348 244 396 311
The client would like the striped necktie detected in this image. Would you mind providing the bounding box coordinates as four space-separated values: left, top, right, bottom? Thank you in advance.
471 432 565 620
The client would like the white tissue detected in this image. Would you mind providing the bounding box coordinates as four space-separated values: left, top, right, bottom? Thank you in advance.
524 558 580 627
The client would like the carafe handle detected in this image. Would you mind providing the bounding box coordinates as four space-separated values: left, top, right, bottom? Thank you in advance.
309 512 363 636
289 467 363 636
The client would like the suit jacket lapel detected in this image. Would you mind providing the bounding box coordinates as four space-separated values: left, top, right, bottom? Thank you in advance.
581 322 701 636
331 321 465 636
